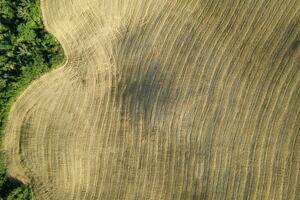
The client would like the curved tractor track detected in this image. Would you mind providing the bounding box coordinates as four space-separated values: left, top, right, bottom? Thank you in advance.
4 0 300 199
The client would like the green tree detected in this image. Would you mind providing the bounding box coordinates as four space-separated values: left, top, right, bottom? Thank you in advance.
0 0 64 199
6 187 31 200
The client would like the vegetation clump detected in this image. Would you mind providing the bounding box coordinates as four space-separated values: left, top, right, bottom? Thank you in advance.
0 0 64 199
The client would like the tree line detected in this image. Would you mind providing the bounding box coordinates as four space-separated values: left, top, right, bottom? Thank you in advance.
0 0 64 199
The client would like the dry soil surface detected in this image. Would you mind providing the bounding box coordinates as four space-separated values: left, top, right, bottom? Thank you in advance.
4 0 300 199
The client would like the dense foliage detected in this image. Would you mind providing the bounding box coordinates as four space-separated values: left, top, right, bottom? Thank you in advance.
0 0 64 199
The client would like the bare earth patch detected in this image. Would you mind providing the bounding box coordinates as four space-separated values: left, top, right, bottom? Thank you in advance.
3 0 300 199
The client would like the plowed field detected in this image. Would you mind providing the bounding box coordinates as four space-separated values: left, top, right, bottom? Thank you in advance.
4 0 300 199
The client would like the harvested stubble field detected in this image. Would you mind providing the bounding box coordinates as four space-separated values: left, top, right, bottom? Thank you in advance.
3 0 300 199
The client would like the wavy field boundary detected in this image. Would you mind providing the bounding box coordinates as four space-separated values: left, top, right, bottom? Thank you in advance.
4 0 300 199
